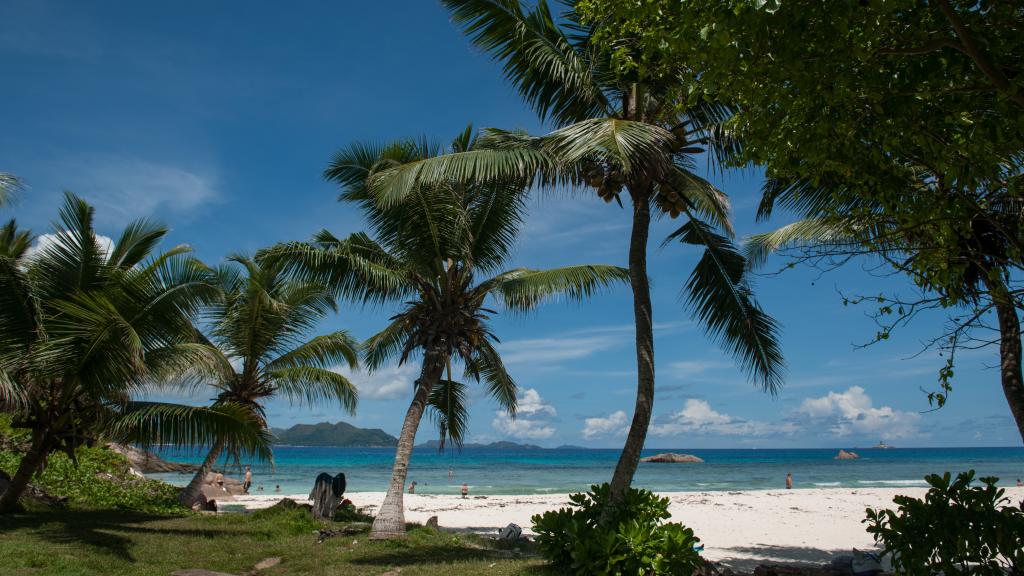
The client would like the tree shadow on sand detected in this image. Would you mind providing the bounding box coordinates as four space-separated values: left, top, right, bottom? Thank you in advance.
714 544 865 571
0 509 267 562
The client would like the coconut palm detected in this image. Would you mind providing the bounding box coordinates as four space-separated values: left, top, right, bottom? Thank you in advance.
361 0 785 501
175 256 360 507
0 193 271 513
269 129 630 538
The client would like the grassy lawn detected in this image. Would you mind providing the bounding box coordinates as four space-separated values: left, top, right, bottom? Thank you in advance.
0 506 553 576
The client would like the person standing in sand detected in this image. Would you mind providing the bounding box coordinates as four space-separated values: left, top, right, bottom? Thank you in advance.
461 482 468 498
408 481 417 494
243 466 252 494
786 473 793 489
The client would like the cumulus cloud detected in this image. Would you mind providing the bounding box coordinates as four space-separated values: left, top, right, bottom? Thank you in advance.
336 363 416 401
650 399 792 437
492 388 557 440
26 231 115 260
581 410 629 439
796 386 921 439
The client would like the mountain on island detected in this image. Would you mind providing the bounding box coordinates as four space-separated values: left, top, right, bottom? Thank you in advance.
416 439 544 450
270 421 398 447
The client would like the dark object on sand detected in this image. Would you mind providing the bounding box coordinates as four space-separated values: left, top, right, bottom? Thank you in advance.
640 452 704 463
310 472 346 520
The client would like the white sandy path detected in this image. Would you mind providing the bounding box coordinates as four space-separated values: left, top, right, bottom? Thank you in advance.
231 487 1024 569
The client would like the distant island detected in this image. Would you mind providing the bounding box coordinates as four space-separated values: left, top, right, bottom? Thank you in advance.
416 439 544 450
270 421 398 447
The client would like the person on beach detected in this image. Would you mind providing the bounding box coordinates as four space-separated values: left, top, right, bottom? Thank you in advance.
275 484 281 493
461 482 468 498
786 473 793 489
1017 478 1022 487
214 472 226 492
408 481 417 494
448 467 454 479
243 466 252 494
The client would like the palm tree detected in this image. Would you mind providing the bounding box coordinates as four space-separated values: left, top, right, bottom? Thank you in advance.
175 256 360 507
362 0 785 501
271 129 630 538
0 193 270 513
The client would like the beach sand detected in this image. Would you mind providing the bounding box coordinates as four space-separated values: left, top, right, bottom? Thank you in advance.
231 486 1024 569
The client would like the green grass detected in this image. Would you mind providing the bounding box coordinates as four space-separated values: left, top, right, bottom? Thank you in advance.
0 505 554 576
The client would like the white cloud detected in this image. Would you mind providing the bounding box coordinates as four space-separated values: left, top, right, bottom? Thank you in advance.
59 156 219 223
336 363 416 401
491 388 557 440
669 360 732 378
582 410 629 439
796 386 921 439
492 413 556 439
499 334 622 366
650 399 794 437
26 231 115 260
519 388 557 417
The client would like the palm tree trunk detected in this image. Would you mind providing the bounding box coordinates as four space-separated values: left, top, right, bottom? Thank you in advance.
178 439 225 507
609 190 654 501
992 291 1024 443
370 353 444 539
0 428 51 513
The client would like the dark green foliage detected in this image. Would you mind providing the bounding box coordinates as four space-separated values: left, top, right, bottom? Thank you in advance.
532 483 702 576
0 444 183 515
865 470 1024 575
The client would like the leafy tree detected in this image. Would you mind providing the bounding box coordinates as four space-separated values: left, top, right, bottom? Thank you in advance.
270 129 630 538
578 0 1024 439
362 0 784 502
0 193 270 513
175 256 359 507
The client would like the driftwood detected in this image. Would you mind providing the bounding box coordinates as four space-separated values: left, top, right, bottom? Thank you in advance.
309 472 346 520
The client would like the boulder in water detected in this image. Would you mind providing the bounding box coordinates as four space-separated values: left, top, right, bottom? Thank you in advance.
835 449 860 460
640 452 704 463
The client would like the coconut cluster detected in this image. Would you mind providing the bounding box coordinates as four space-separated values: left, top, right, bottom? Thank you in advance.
656 188 688 218
581 160 624 203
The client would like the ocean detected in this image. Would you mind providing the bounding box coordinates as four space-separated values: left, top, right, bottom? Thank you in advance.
150 446 1024 496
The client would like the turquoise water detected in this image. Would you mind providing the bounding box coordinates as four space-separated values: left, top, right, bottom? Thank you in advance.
150 446 1024 496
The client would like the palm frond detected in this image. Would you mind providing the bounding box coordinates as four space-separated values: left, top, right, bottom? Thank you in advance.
0 172 24 207
426 378 469 451
266 365 358 413
466 338 517 413
744 218 860 270
486 264 629 313
666 218 786 394
266 330 360 372
363 318 412 372
442 0 611 125
112 401 274 461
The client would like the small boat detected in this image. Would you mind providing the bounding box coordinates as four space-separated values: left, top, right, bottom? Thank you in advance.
871 441 894 449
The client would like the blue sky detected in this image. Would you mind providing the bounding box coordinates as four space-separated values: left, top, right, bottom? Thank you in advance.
2 0 1018 448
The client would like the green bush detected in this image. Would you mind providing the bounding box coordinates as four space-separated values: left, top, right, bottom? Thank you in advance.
532 483 702 576
865 470 1024 575
0 418 186 515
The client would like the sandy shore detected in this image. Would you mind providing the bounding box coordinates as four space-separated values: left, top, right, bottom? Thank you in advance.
230 487 1024 569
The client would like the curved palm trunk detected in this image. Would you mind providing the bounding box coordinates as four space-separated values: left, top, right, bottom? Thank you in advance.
992 290 1024 443
0 429 52 513
178 439 225 507
609 191 654 501
370 353 444 539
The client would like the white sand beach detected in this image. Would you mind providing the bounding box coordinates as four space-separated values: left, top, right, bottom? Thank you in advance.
229 486 1024 569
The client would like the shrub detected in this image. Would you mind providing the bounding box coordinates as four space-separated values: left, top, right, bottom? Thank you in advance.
532 483 702 576
0 417 185 515
865 470 1024 575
